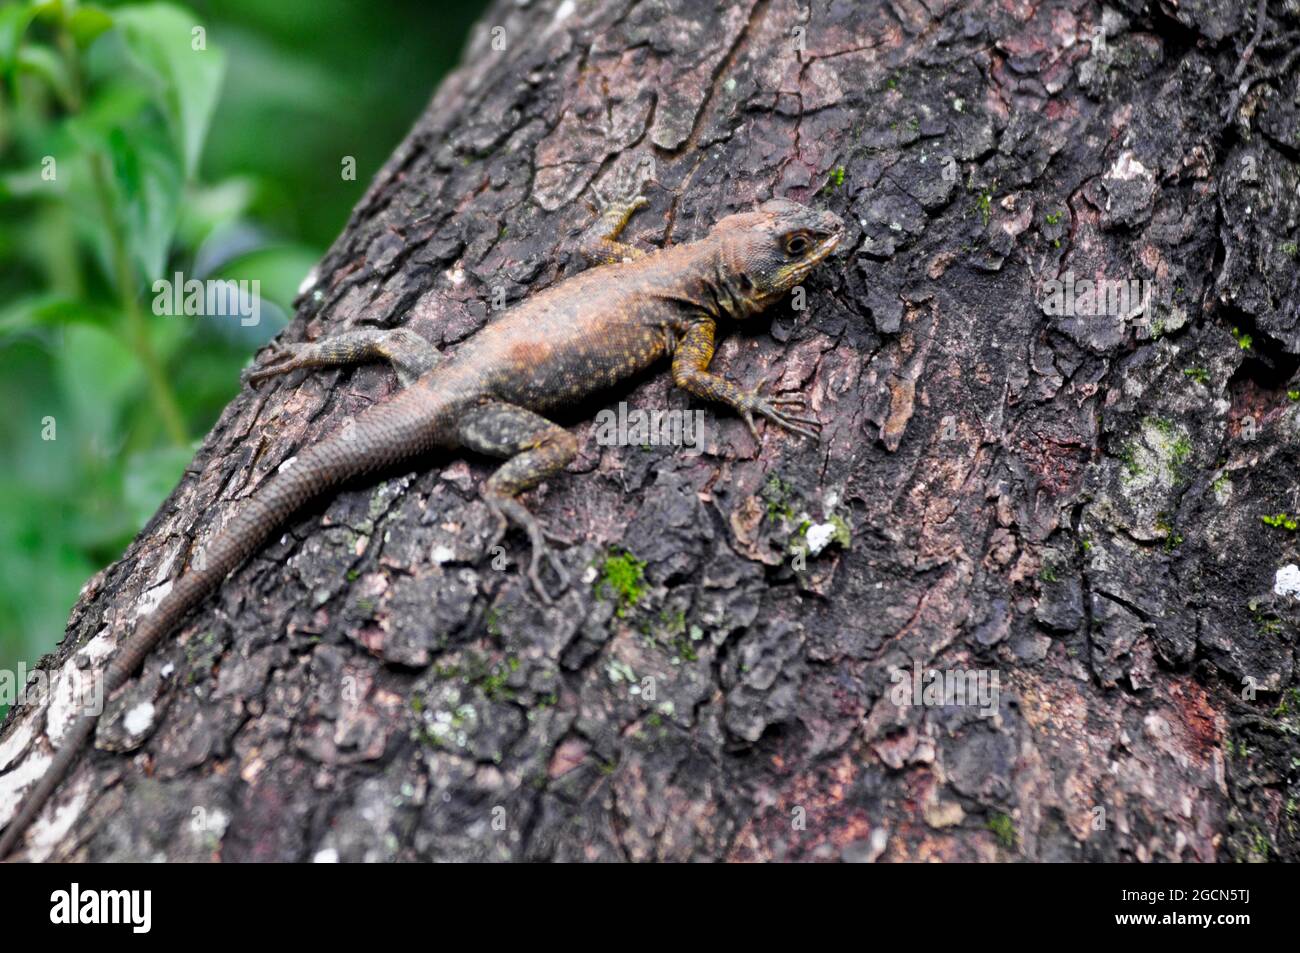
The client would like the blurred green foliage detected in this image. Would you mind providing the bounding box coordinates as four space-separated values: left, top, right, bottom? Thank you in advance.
0 0 483 692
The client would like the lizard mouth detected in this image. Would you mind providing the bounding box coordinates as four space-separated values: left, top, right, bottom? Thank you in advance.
815 233 841 260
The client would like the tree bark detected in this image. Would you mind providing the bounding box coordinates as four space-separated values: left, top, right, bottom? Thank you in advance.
2 0 1298 862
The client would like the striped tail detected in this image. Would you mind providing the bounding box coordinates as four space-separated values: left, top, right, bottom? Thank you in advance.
0 383 449 858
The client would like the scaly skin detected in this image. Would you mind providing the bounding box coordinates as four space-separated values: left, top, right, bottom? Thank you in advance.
0 197 842 859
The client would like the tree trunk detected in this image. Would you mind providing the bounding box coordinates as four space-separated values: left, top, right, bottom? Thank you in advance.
2 0 1298 862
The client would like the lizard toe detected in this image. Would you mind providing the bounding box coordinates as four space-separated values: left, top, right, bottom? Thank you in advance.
526 538 569 604
245 342 309 385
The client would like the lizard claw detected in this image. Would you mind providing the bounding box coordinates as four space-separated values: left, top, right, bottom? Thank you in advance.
741 388 822 441
482 495 570 603
527 540 570 605
484 503 510 554
621 195 650 215
245 341 309 386
542 525 575 547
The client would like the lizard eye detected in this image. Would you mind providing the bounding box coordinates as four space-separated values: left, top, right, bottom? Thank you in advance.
784 233 810 256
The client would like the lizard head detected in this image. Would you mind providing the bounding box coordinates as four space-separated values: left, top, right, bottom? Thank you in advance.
710 198 843 317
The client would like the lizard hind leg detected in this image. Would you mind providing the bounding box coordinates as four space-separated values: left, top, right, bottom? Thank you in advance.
457 401 578 603
245 327 440 388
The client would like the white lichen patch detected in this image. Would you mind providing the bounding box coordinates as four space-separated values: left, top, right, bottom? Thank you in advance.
550 0 575 25
924 799 966 828
1162 303 1188 335
27 772 91 862
46 627 117 744
431 544 456 564
1108 418 1194 543
123 701 157 737
184 806 231 853
195 807 230 840
1275 564 1300 599
427 706 476 748
413 684 478 751
1119 418 1189 495
0 739 49 827
605 658 648 699
800 513 852 556
1107 151 1153 182
147 542 182 587
606 659 636 686
805 522 838 555
1102 5 1129 35
0 707 38 772
134 579 173 621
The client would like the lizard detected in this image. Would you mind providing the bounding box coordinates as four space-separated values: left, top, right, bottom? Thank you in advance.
0 195 843 859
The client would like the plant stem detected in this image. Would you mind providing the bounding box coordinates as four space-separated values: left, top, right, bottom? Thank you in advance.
56 28 83 112
88 152 188 446
58 20 186 446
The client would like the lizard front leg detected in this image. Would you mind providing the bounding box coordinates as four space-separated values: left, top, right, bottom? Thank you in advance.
457 401 577 602
577 193 650 266
245 327 440 388
671 318 822 441
579 154 657 266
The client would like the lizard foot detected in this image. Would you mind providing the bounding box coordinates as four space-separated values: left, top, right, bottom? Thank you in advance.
483 495 570 604
595 193 648 223
577 158 657 266
589 154 656 216
739 388 823 442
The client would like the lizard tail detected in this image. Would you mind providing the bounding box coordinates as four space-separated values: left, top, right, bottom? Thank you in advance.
0 384 451 859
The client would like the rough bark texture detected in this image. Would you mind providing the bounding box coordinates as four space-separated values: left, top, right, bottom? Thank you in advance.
2 0 1298 862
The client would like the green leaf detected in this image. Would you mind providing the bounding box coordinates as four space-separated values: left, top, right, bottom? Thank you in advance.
0 294 118 337
15 43 74 106
54 322 142 439
0 3 37 72
123 443 192 528
212 243 319 311
0 162 62 201
115 3 225 177
67 4 115 48
0 478 98 682
30 1 67 24
175 175 255 249
106 122 184 282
